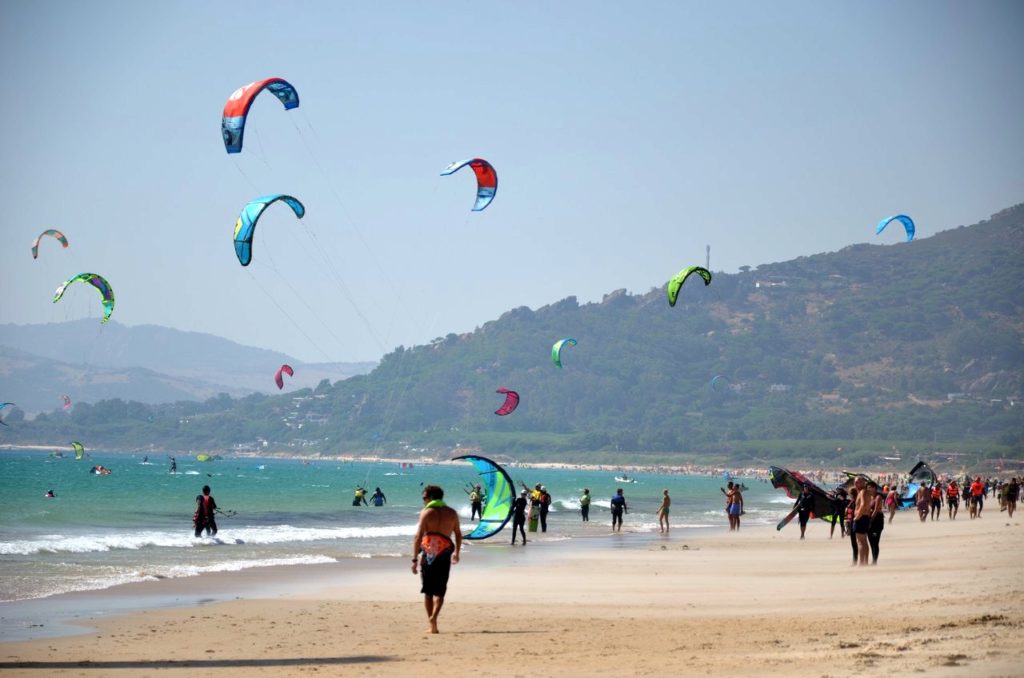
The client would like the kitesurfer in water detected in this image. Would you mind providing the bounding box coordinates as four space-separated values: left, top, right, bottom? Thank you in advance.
469 484 483 520
45 489 56 498
353 486 368 506
169 457 177 474
370 487 387 507
193 485 218 537
411 484 461 634
511 490 528 544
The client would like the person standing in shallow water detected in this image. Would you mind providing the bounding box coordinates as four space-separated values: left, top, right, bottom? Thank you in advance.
657 489 671 533
411 484 462 634
511 490 528 544
193 485 218 538
579 488 591 522
610 488 627 532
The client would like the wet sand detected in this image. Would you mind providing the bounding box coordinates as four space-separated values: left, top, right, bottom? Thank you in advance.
1 511 1021 676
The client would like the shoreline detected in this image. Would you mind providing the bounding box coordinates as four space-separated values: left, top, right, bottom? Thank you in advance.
1 514 1020 676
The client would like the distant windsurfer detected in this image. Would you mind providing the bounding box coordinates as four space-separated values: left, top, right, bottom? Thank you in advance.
411 484 462 634
193 485 218 537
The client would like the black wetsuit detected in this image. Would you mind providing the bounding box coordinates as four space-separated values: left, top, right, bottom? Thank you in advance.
511 496 527 544
796 491 814 526
194 494 218 537
868 512 884 563
539 492 551 532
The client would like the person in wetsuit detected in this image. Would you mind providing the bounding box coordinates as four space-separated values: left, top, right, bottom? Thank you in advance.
370 487 387 506
610 488 627 532
193 485 218 537
538 486 551 532
796 484 814 540
353 486 368 506
469 484 483 521
411 484 462 634
579 488 591 522
511 490 528 544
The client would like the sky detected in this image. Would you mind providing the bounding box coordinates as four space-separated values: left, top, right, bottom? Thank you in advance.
1 1 1022 363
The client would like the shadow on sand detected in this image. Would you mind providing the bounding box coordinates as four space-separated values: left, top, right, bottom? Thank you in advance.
0 655 393 670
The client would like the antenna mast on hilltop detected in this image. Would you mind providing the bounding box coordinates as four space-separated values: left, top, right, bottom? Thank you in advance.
706 245 710 270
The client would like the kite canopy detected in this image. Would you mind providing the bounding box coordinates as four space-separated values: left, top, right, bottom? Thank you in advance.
710 375 729 392
452 454 515 539
440 158 497 211
875 214 915 242
233 194 305 266
222 77 299 154
0 402 16 426
53 273 115 323
494 387 519 416
768 465 841 524
31 229 68 259
274 364 294 390
196 454 212 462
900 461 938 508
666 266 712 307
62 394 72 411
551 338 577 368
70 441 85 460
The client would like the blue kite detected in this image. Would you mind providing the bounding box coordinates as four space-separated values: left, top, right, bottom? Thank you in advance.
233 194 306 266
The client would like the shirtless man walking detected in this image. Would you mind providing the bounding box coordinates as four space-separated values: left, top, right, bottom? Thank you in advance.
411 485 462 634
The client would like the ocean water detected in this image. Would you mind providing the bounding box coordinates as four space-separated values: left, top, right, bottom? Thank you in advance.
0 451 782 602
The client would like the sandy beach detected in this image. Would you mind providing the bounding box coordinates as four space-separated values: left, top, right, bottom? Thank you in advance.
1 512 1021 677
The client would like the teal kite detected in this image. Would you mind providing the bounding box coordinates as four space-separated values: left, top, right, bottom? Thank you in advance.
452 454 515 539
551 338 577 368
875 214 915 242
233 194 306 267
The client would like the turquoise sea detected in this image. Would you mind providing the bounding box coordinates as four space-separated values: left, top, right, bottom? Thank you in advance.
0 451 785 603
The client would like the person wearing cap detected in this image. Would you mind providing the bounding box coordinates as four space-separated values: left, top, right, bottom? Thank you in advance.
510 490 528 545
538 485 552 532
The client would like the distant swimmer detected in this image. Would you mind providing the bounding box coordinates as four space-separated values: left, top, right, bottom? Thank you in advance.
45 489 56 498
90 465 111 475
370 487 387 507
353 486 368 506
193 485 218 537
412 484 462 634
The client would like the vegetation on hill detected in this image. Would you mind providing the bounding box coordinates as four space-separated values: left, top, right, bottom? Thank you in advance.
4 204 1022 466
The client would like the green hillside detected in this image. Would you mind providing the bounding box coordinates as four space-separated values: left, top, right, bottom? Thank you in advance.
5 204 1023 466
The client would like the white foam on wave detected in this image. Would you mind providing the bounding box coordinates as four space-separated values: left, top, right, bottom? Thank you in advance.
0 523 420 556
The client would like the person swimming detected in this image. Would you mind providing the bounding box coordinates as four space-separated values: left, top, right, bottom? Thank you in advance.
45 489 55 498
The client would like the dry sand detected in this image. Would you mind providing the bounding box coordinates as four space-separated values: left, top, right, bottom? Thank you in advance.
1 512 1021 677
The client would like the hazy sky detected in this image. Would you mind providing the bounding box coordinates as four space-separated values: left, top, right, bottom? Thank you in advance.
2 1 1021 363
